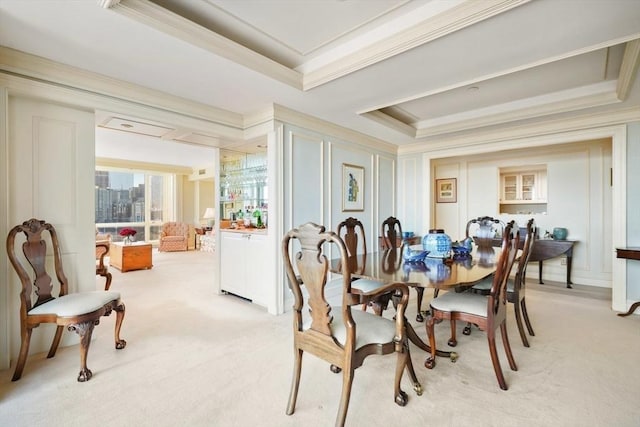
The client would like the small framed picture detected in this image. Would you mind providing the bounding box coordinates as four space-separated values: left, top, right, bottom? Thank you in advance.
436 178 457 203
342 163 364 211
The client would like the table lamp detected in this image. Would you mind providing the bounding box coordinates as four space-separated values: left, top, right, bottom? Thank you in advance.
203 207 215 229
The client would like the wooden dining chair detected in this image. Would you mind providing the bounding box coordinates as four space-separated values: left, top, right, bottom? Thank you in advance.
380 216 403 249
455 216 506 335
470 218 537 346
466 216 505 246
425 220 520 390
336 217 390 315
6 218 127 382
282 222 421 427
95 232 112 291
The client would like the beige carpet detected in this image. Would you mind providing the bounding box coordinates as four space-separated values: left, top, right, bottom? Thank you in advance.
1 249 639 427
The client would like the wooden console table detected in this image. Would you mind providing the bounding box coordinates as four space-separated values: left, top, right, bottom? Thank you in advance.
616 247 640 317
488 237 576 288
530 239 577 288
109 242 153 272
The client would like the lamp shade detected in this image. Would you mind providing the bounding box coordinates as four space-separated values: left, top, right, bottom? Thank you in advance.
203 208 215 219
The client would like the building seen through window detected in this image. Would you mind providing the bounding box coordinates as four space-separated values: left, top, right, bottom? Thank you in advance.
95 170 167 242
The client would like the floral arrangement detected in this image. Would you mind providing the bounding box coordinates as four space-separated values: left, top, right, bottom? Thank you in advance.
119 228 137 237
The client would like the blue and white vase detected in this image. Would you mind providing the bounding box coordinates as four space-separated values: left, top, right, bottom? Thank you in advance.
422 229 452 258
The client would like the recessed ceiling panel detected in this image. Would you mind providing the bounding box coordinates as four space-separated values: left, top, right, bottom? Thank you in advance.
101 117 175 138
384 45 625 124
209 0 409 55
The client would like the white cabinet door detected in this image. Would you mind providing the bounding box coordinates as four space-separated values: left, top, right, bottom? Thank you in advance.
220 232 248 298
246 234 268 305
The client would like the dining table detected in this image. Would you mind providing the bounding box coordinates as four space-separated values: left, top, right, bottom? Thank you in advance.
330 244 501 365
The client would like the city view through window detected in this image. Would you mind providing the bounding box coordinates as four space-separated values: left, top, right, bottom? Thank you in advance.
95 170 167 242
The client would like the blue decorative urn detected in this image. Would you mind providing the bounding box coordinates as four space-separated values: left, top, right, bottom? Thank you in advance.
422 229 452 258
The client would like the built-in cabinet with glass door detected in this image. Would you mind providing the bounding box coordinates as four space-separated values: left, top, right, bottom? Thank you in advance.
499 166 547 214
218 150 269 305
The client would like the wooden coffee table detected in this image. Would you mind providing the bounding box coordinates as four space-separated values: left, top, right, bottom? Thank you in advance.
109 242 153 272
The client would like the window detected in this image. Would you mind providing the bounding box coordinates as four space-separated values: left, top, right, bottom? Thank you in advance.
95 169 173 242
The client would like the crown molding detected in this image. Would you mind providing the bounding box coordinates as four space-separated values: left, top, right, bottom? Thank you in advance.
96 157 193 174
398 106 640 156
272 104 397 154
414 85 621 138
617 39 640 101
97 0 121 8
109 0 302 90
0 46 245 139
105 0 528 92
363 82 621 139
303 0 530 90
360 110 417 138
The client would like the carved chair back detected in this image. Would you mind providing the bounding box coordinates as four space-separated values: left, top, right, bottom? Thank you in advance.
381 216 403 249
466 216 505 246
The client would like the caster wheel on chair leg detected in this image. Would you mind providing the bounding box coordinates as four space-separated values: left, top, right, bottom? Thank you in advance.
424 357 436 369
395 390 408 406
450 352 458 363
413 382 423 396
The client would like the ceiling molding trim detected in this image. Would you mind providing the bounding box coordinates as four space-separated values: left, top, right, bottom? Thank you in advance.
360 110 416 137
0 47 246 141
243 107 277 140
414 87 621 138
360 33 640 114
98 0 121 8
272 104 397 154
111 0 303 90
398 106 640 155
0 46 243 129
302 0 531 90
96 157 193 174
616 39 640 101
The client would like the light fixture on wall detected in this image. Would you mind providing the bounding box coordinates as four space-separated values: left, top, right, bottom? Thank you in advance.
203 207 215 229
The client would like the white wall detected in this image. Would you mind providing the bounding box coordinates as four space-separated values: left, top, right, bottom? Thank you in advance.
280 122 397 308
2 95 96 368
401 139 614 288
626 123 640 301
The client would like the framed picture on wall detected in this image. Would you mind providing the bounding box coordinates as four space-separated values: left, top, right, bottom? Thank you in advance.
436 178 457 203
342 163 364 211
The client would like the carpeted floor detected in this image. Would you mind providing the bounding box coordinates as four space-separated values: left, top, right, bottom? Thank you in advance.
1 249 639 426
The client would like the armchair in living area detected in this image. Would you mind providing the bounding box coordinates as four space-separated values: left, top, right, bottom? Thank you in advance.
158 222 189 252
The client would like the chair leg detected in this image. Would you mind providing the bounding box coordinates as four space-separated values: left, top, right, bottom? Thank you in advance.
447 319 458 347
336 368 355 427
47 325 64 358
462 322 472 336
114 303 127 349
500 323 518 372
513 299 530 347
425 315 437 369
11 327 33 381
401 337 422 395
286 349 303 416
415 288 425 322
104 271 113 291
394 347 409 406
487 327 508 390
521 298 535 336
70 320 97 382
